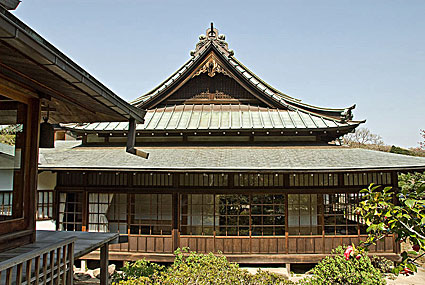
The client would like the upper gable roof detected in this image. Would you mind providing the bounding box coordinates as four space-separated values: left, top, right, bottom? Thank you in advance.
131 24 358 123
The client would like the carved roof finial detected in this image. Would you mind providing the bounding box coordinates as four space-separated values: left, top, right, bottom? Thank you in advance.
208 22 216 37
191 23 233 57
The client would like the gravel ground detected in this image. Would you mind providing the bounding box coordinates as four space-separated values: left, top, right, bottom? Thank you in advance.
386 267 425 285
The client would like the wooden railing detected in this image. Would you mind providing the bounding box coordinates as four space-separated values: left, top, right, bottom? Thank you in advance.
0 190 54 220
108 233 394 255
0 191 12 216
0 237 75 285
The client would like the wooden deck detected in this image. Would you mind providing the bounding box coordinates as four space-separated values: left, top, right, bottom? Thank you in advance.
35 231 118 259
0 230 118 285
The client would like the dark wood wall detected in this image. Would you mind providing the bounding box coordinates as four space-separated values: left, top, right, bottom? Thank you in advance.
53 169 399 263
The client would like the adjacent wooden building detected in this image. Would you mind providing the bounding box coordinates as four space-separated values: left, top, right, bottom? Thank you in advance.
0 4 145 284
38 25 425 264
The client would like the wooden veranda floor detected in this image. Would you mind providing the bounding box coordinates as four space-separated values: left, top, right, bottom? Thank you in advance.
0 230 118 284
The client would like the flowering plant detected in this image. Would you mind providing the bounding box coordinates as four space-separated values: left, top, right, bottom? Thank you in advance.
343 244 364 261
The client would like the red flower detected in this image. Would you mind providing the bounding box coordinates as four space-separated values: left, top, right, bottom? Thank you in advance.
344 246 353 261
412 244 420 252
356 254 361 260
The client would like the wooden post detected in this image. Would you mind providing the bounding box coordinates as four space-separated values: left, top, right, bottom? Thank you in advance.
27 98 41 241
34 256 41 285
67 242 74 285
172 193 179 250
100 243 109 285
16 263 23 284
285 193 289 254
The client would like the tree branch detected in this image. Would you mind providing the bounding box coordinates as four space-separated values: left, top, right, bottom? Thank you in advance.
399 220 425 240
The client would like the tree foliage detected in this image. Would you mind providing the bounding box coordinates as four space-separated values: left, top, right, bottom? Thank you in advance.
420 129 425 150
343 127 384 147
356 172 425 275
0 125 16 146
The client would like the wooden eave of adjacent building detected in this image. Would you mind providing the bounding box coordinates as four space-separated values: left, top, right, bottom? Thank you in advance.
0 6 145 123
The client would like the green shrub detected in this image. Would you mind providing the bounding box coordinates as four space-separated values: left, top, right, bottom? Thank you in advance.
113 248 292 284
112 259 164 283
390 145 412 156
154 248 292 284
370 255 394 273
300 246 385 285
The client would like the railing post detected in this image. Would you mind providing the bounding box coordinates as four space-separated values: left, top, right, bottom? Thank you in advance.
26 259 33 284
49 250 54 285
67 242 74 285
35 256 41 285
100 243 109 285
61 245 67 284
6 267 12 285
16 263 23 284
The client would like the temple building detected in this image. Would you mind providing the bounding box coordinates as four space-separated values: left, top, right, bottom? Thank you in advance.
37 25 425 264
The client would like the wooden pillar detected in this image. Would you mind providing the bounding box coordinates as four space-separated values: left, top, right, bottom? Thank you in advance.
82 190 88 232
172 193 179 250
27 98 41 241
100 243 109 285
285 193 289 254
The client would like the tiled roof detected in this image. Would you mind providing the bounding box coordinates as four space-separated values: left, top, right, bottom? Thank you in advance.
62 104 360 133
39 142 425 171
130 27 355 121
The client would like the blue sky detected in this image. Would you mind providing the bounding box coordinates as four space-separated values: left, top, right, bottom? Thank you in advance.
12 0 425 148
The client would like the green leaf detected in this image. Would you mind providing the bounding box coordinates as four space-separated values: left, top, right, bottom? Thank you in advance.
403 214 411 219
367 224 377 232
378 223 386 231
405 199 415 209
406 263 417 272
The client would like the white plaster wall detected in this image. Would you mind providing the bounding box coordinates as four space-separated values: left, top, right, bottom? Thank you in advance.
37 171 57 190
0 169 13 190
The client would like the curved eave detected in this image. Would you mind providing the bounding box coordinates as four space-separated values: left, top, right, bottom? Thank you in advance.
130 56 198 106
131 39 356 121
230 56 352 115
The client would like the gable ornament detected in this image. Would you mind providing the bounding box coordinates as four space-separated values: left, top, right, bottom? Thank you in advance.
193 57 231 78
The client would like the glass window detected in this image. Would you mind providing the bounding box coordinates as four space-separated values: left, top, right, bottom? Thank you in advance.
324 193 364 235
180 194 285 236
58 192 83 231
0 98 26 221
130 194 172 235
288 194 319 235
251 194 285 236
181 194 215 235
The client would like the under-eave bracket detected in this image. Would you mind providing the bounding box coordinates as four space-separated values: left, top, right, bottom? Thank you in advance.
126 118 149 159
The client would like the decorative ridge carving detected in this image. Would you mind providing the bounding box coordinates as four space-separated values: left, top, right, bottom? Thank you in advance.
192 56 231 78
190 23 234 57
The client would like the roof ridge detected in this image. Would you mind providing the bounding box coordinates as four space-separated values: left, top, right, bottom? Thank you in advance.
130 25 361 123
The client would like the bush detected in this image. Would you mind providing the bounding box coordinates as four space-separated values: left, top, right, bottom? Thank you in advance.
113 248 292 284
300 246 385 285
112 259 164 283
390 145 412 156
370 255 394 273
